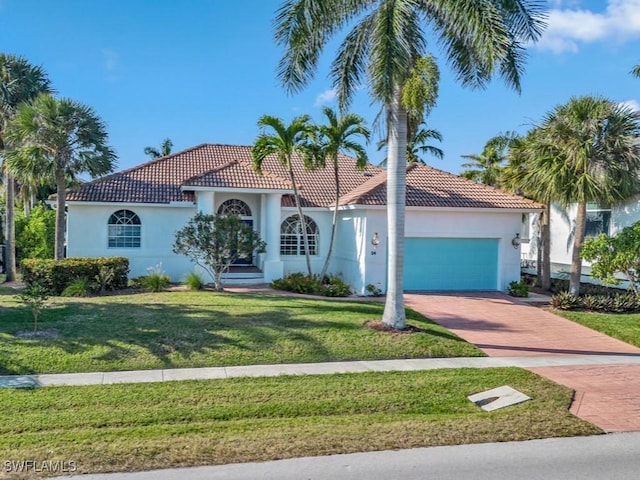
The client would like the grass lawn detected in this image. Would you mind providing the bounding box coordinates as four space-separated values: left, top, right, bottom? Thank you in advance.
0 291 482 375
0 368 600 477
556 309 640 348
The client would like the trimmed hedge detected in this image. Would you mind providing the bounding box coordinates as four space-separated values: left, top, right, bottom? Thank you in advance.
21 257 129 295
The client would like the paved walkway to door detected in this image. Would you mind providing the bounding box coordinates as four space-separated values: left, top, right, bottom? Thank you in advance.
405 292 640 432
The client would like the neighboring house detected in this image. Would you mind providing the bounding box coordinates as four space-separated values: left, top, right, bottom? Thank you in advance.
63 143 542 294
521 202 639 283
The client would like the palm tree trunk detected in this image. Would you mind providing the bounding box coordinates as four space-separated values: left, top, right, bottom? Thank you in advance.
319 160 340 279
382 88 407 330
288 164 312 276
541 205 551 291
54 167 66 261
569 202 587 296
4 173 16 281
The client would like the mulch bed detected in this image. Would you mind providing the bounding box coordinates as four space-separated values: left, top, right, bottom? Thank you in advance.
364 320 426 335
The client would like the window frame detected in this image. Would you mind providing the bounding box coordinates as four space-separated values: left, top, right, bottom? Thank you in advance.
585 203 612 238
108 209 142 248
280 215 319 256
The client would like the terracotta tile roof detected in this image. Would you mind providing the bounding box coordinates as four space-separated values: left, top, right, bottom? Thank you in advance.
339 163 543 209
64 144 541 210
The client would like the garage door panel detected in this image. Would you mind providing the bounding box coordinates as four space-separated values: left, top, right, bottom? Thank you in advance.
404 238 498 291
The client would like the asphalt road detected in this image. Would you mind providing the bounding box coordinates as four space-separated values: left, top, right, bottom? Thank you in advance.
62 433 640 480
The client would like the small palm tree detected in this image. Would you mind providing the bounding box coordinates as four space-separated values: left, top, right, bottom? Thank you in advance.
144 138 173 159
316 106 370 279
461 132 518 187
275 0 547 329
0 54 52 281
5 93 117 260
377 122 443 166
252 114 316 275
519 96 640 296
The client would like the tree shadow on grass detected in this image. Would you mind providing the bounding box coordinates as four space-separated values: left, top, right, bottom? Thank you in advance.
0 291 475 375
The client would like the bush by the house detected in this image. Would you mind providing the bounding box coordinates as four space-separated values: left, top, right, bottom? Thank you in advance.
22 257 129 295
15 204 55 262
551 291 640 313
61 277 92 297
507 280 529 298
183 271 206 290
271 273 351 297
136 263 171 292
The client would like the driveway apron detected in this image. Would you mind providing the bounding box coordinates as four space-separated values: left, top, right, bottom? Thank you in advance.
404 292 640 432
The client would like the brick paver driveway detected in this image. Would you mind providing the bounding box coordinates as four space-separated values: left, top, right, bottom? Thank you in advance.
405 292 640 432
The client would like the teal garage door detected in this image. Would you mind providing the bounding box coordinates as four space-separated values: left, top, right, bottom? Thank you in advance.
403 238 499 291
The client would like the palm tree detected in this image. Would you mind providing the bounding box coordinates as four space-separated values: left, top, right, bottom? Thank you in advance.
460 132 518 187
0 54 52 281
144 138 173 159
632 64 640 78
5 93 117 260
275 0 547 329
316 106 370 279
377 122 443 166
502 129 552 291
521 96 640 296
252 114 317 275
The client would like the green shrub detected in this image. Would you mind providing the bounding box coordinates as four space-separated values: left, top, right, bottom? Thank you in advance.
507 281 529 298
366 283 383 297
21 257 129 295
61 277 92 297
15 204 55 262
271 273 351 297
581 293 640 313
551 292 583 310
184 271 206 290
139 263 170 292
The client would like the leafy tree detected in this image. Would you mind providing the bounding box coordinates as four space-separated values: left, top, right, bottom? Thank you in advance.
144 138 173 159
315 106 370 279
518 96 640 296
252 114 316 275
461 132 518 187
581 223 640 297
15 203 55 261
0 54 52 281
173 212 266 292
275 0 546 328
5 93 116 260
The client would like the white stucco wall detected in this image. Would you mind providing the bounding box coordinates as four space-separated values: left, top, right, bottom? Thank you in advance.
66 203 197 280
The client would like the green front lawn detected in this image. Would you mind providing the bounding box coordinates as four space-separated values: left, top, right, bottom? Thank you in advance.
556 310 640 348
0 291 482 374
0 368 600 477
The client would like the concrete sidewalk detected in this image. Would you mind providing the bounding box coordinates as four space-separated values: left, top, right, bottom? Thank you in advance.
3 353 640 388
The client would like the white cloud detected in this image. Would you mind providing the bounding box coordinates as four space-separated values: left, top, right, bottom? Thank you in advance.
620 99 640 111
101 48 119 71
314 88 336 107
536 0 640 54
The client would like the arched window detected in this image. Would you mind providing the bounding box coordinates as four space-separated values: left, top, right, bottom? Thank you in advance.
280 215 318 256
108 210 141 248
217 199 252 217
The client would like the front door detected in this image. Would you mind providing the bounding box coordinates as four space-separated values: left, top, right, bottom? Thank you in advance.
233 219 253 266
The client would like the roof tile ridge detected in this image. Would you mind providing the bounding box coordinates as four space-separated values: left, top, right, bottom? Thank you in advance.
236 158 293 187
182 159 239 184
338 169 388 205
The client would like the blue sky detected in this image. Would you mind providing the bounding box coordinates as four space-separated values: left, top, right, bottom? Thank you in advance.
1 0 639 175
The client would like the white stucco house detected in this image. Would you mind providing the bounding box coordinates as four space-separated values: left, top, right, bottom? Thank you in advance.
521 201 640 283
63 143 542 294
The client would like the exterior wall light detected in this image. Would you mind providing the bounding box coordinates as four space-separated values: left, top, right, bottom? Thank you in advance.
371 232 380 249
512 233 521 249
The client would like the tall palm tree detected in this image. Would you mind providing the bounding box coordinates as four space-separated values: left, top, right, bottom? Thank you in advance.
632 64 640 78
460 132 518 187
0 54 52 281
522 96 640 296
316 106 370 279
5 93 117 260
252 114 317 275
502 129 552 291
275 0 547 328
144 138 173 159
